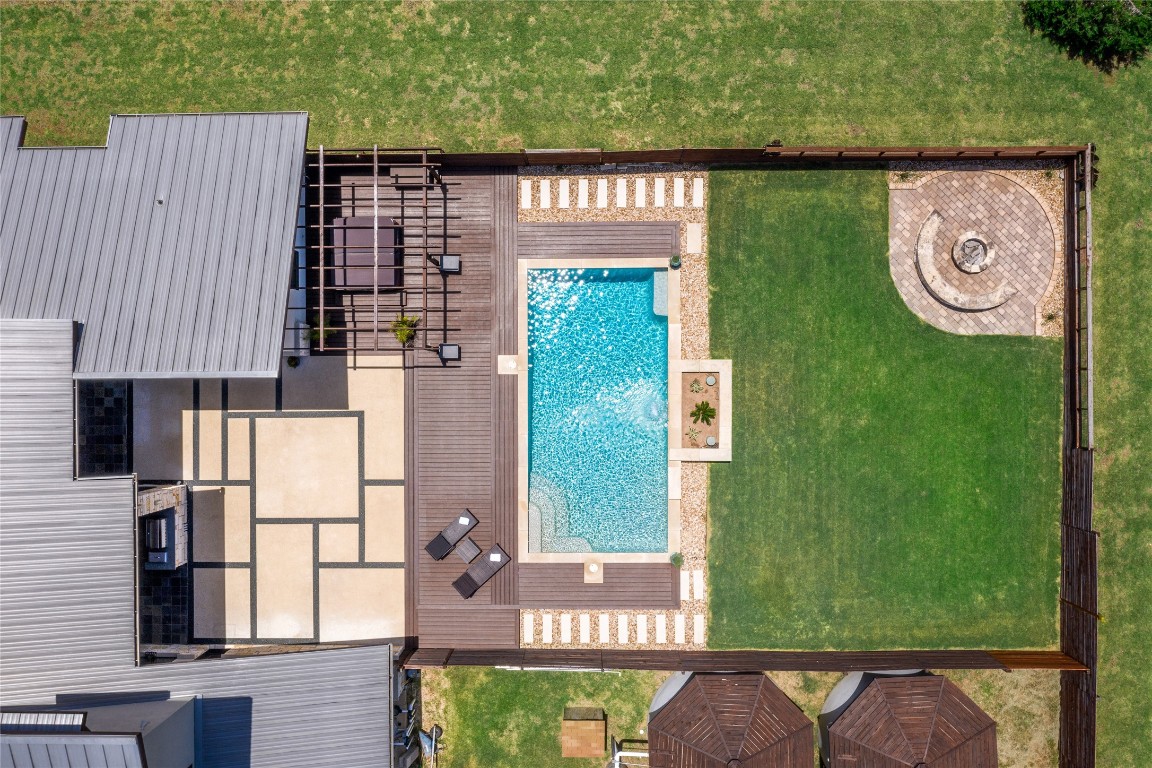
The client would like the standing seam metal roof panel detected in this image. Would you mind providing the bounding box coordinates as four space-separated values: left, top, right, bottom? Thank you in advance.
0 112 308 378
0 319 392 768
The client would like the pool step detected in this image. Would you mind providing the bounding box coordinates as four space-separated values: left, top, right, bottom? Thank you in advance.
653 271 668 317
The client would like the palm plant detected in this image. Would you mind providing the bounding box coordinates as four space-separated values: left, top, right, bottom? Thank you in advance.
690 400 716 426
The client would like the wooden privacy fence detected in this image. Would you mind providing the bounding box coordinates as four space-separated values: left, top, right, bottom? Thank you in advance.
1059 147 1098 768
403 648 1086 672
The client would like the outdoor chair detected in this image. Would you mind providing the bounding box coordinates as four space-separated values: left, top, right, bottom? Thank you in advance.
452 543 510 599
424 509 478 561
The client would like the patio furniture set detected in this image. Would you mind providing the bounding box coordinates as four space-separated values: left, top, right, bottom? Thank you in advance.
424 509 510 599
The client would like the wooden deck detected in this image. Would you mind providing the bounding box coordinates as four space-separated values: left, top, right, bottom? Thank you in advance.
404 169 681 650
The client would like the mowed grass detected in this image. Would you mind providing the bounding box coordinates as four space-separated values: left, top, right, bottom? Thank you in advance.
420 667 666 768
706 169 1062 650
2 2 1148 763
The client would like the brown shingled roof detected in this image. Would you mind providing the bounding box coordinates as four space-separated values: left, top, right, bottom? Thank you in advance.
828 676 998 767
649 673 813 768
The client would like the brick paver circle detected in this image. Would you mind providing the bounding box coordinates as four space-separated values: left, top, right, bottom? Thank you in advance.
889 171 1057 335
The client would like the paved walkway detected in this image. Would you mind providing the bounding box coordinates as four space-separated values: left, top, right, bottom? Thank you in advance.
889 171 1058 335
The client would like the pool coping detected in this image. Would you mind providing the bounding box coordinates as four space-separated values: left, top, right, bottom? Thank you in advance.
516 257 682 564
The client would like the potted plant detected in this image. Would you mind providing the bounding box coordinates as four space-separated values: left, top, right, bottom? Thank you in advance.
391 314 420 347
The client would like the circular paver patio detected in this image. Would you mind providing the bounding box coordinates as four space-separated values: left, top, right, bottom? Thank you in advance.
889 171 1058 335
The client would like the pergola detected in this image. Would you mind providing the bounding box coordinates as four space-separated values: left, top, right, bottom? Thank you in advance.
648 672 813 768
302 146 460 353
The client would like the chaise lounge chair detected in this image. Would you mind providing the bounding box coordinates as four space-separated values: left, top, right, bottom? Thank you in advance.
452 543 510 599
424 509 478 561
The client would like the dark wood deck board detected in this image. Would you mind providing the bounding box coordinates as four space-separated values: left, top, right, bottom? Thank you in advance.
517 221 680 258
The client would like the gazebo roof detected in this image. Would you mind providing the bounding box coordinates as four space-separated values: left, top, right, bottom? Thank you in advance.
648 673 813 768
827 676 997 767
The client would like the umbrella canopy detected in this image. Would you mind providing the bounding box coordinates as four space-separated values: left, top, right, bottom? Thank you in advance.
827 676 997 767
648 673 813 768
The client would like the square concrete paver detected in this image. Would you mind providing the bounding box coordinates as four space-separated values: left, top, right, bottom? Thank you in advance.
132 379 194 481
256 524 314 639
347 359 404 481
318 568 405 642
255 417 359 518
319 523 360 563
228 378 276 411
227 417 251 480
364 485 405 562
193 567 251 640
191 486 251 562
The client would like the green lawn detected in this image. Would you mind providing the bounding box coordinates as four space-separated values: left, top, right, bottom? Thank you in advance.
706 169 1062 650
420 667 665 768
3 1 1148 763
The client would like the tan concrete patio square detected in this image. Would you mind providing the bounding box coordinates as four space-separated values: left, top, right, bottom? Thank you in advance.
227 417 251 480
319 523 360 563
191 486 251 562
193 567 251 639
255 524 314 639
228 378 277 411
255 417 359 519
348 362 405 480
318 568 405 642
282 356 351 411
364 485 405 563
132 379 194 481
197 410 223 481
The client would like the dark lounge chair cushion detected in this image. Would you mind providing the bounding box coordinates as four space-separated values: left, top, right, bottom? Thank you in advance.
452 543 510 599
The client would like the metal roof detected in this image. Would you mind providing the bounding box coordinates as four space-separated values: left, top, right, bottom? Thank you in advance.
0 112 309 378
2 734 143 768
0 319 393 768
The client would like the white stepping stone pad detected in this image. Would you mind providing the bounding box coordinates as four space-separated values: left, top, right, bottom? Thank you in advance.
675 614 686 644
596 179 608 208
693 570 705 600
558 179 570 208
636 614 648 644
540 179 551 209
560 613 572 643
635 178 646 207
655 614 667 644
520 179 532 209
579 614 590 644
692 176 704 207
673 177 685 207
686 223 703 255
693 614 705 644
542 613 554 644
680 570 690 603
599 613 610 644
523 614 534 644
616 177 627 208
578 179 589 208
655 177 666 207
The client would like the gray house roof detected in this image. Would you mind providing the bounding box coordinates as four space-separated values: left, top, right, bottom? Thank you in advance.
0 112 308 378
0 319 393 768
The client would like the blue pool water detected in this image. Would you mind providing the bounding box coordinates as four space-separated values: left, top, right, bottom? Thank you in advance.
528 267 668 553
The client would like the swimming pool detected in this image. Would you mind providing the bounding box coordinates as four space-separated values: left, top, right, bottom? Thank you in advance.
527 267 669 554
